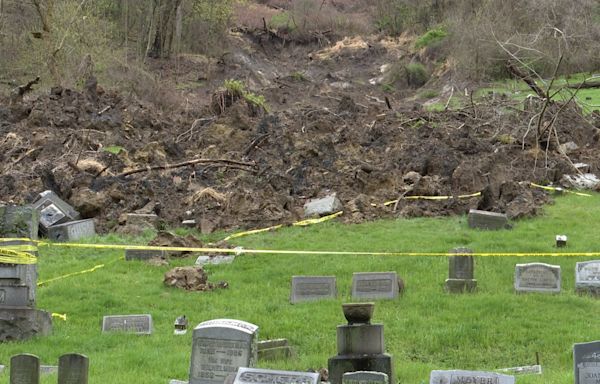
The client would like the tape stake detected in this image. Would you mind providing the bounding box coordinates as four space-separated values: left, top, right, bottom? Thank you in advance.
52 313 67 321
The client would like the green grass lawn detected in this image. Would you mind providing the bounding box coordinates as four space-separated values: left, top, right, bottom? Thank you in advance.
2 193 600 383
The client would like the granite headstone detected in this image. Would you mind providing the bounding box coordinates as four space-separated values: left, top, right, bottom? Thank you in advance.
234 368 319 384
430 370 515 384
467 209 510 230
574 340 600 384
576 261 600 296
445 248 477 293
189 319 258 384
10 354 40 384
352 272 398 300
47 219 96 242
58 353 88 384
514 263 561 293
342 371 388 384
102 314 153 334
291 276 337 304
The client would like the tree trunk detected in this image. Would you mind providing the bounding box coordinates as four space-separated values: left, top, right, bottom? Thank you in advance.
146 0 182 59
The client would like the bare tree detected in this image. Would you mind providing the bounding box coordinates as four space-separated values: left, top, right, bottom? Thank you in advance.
145 0 183 59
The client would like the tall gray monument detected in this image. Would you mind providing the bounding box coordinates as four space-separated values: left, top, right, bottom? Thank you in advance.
189 319 258 384
0 205 52 342
328 303 393 384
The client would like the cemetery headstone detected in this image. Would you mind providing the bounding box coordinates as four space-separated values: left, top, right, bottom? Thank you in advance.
328 303 393 384
102 314 153 334
290 276 337 304
445 248 477 293
575 261 600 296
189 319 258 384
574 340 600 384
352 272 398 300
468 209 510 230
497 365 542 375
342 371 388 384
258 339 294 361
169 380 188 384
125 249 166 261
429 370 515 384
234 368 319 384
514 263 561 293
32 191 80 224
58 353 89 384
0 206 52 342
47 219 95 242
10 354 40 384
556 235 567 248
195 255 236 266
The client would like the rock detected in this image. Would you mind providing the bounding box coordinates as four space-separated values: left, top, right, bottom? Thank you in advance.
200 218 216 234
70 188 106 218
0 308 52 342
163 266 228 291
561 173 600 190
148 231 204 257
559 141 579 154
304 193 343 218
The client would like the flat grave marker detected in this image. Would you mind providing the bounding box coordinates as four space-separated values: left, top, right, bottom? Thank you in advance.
430 370 515 384
343 371 388 384
102 314 153 334
291 276 337 304
234 368 319 384
514 263 561 293
189 319 258 384
352 272 398 300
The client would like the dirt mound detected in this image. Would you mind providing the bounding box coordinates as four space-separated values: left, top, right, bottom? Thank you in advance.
0 35 598 235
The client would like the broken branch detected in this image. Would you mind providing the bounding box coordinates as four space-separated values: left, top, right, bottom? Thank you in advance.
115 158 256 178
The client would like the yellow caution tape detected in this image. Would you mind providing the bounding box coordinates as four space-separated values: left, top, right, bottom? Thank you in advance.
0 248 37 264
52 313 67 321
222 211 343 241
530 182 592 197
38 264 106 286
373 192 482 207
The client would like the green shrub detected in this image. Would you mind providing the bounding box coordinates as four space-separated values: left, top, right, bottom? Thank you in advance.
414 27 448 49
405 63 429 87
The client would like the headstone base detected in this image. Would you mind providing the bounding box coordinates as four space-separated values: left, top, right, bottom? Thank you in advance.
576 287 600 296
328 354 393 384
445 279 477 293
0 308 52 342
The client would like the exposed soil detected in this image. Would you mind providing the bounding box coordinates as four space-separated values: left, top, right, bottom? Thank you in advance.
1 33 599 234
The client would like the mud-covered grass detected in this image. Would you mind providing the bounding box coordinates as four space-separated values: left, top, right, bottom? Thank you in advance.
1 193 600 383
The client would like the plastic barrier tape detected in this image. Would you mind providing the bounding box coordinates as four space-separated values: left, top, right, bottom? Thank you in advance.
530 182 592 197
373 192 482 207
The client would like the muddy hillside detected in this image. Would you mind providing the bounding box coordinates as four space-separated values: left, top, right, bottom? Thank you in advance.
1 35 599 234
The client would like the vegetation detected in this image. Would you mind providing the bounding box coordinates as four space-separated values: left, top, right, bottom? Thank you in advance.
414 27 448 50
1 194 600 382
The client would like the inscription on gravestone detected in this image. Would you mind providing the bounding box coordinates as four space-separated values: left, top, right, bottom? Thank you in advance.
574 340 600 384
343 371 388 384
10 353 40 384
352 272 398 300
102 314 153 334
190 319 258 384
576 261 600 295
430 370 515 384
234 367 319 384
291 276 337 304
58 353 88 384
515 263 561 293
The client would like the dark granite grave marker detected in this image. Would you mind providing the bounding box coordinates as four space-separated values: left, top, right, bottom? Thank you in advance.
574 340 600 384
58 353 88 384
10 354 40 384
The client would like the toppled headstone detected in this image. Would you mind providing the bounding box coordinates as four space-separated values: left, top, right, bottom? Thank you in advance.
430 370 515 384
32 191 80 234
574 340 600 384
234 368 319 384
189 319 259 384
258 339 294 361
352 272 399 300
468 209 510 230
164 266 228 291
58 353 89 384
102 314 153 334
515 263 561 293
195 255 236 266
47 219 95 242
576 261 600 296
304 194 343 218
291 276 337 304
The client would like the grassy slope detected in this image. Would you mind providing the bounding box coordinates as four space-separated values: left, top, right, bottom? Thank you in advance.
2 193 600 383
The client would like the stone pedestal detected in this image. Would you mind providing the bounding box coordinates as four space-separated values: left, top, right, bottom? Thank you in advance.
0 308 52 342
328 304 393 384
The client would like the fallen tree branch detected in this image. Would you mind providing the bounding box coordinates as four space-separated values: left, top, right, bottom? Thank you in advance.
566 79 600 89
506 61 547 99
10 76 40 103
115 158 257 178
